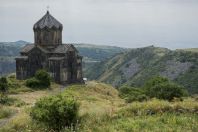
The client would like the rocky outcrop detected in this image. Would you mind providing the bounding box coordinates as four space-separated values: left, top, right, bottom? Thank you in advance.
120 59 141 79
160 60 192 80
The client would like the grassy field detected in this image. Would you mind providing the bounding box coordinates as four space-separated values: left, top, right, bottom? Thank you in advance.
0 79 197 132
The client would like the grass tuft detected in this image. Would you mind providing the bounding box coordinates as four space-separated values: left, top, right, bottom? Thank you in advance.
119 98 198 117
0 106 14 119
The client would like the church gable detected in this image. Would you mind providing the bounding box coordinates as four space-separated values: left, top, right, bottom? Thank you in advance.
20 44 49 55
20 44 35 54
68 45 78 52
28 47 44 56
28 46 48 55
53 44 75 53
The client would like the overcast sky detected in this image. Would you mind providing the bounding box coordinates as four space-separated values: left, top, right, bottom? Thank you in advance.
0 0 198 49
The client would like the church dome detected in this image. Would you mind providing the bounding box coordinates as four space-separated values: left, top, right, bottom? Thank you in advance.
33 11 63 30
33 11 63 46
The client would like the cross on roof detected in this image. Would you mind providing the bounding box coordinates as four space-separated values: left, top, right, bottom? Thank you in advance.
47 6 50 11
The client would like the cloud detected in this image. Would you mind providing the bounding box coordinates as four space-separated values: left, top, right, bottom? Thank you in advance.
0 0 198 49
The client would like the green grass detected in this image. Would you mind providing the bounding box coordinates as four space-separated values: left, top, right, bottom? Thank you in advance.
79 97 198 132
119 98 198 116
80 113 198 132
63 82 198 132
115 113 197 132
63 81 124 115
7 75 34 94
0 106 14 119
7 75 60 94
0 81 198 132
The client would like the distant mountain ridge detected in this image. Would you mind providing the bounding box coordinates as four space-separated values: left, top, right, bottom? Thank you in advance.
0 41 27 56
0 41 126 75
85 46 198 94
1 41 198 94
0 40 29 46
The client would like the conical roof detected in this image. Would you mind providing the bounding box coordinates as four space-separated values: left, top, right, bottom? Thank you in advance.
33 11 63 30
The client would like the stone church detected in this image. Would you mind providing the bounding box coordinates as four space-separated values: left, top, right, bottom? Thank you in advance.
15 11 84 84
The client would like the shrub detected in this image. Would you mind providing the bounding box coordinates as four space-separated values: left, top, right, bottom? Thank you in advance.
146 83 188 101
144 76 169 92
0 77 9 104
126 94 148 103
25 78 40 88
0 94 9 104
30 94 79 131
119 86 148 103
26 70 51 88
0 95 26 106
0 77 8 94
144 76 188 101
35 69 51 87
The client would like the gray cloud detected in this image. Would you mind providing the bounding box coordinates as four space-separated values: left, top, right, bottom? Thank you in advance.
0 0 198 49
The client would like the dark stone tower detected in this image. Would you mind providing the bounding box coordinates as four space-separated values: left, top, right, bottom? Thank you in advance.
33 11 62 47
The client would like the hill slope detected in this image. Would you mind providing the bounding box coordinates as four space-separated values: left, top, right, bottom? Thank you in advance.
0 41 27 75
0 80 197 131
86 46 198 93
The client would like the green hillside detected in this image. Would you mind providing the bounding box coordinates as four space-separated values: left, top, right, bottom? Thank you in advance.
74 43 126 71
177 48 198 53
0 41 126 75
85 46 198 94
74 43 126 61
